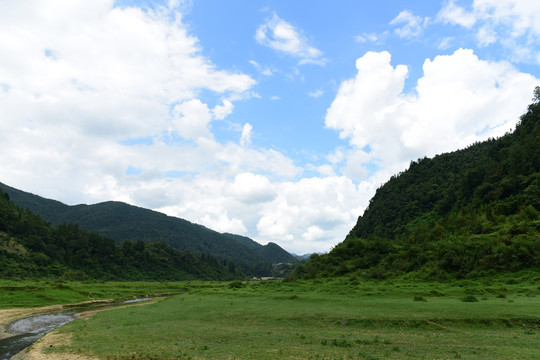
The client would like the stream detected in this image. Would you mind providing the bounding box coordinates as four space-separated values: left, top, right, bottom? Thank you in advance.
0 312 75 359
0 298 157 359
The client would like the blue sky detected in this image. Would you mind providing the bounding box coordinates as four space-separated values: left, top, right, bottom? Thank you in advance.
0 0 539 253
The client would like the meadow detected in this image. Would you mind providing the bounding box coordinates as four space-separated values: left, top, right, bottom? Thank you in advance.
3 275 540 360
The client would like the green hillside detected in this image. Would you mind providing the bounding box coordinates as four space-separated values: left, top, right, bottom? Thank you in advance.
289 89 540 281
0 188 241 280
223 233 297 264
0 185 295 276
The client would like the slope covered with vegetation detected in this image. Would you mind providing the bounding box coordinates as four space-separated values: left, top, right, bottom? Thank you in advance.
289 90 540 281
0 185 294 276
222 233 297 264
0 188 242 280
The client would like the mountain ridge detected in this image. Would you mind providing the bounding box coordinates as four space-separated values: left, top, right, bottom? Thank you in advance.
0 187 242 280
0 182 297 276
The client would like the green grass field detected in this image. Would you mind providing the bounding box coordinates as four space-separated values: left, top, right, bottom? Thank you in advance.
0 280 194 308
3 277 539 359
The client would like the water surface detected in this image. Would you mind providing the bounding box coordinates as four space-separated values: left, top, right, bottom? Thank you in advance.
0 312 74 359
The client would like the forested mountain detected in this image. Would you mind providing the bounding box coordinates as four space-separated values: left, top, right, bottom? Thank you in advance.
223 233 297 264
0 188 242 280
289 90 540 281
0 184 291 277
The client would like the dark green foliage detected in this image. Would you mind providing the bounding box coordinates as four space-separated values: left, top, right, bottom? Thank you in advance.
0 190 242 281
228 280 246 289
0 185 289 276
462 295 479 302
289 91 540 281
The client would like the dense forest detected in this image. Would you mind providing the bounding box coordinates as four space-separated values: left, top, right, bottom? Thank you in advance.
1 185 297 277
0 188 242 281
288 89 540 281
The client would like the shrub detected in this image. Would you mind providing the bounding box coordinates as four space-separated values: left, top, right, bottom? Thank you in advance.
462 295 479 302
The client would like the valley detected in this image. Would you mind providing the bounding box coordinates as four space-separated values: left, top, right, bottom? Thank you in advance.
1 278 538 359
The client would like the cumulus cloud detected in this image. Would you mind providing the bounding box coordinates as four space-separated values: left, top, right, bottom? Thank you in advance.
256 176 366 253
255 13 326 65
326 49 538 188
325 51 408 151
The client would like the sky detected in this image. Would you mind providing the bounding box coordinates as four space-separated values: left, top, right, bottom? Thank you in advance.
1 0 539 254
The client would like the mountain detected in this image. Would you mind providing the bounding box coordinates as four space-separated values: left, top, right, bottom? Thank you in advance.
0 183 295 276
288 90 540 281
291 253 322 260
0 188 241 281
223 233 297 264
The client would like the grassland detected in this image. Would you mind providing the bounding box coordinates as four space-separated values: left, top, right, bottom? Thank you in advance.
4 275 540 359
0 280 194 309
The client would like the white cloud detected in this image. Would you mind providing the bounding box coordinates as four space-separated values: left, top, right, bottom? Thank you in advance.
302 225 325 242
240 123 253 147
476 0 540 37
438 0 540 63
437 1 477 28
390 10 429 38
477 25 497 46
157 175 250 235
255 13 326 65
171 99 213 140
438 36 454 49
325 51 408 151
314 164 335 177
256 176 366 253
0 1 255 142
342 149 372 181
354 33 379 43
249 60 276 76
225 173 276 205
308 89 324 98
326 49 538 190
212 100 234 120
